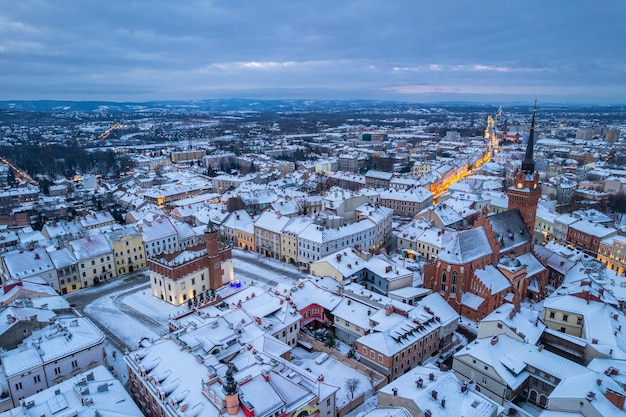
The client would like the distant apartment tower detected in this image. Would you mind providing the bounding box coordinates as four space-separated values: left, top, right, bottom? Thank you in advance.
170 149 206 163
606 129 621 144
576 128 595 140
359 132 388 141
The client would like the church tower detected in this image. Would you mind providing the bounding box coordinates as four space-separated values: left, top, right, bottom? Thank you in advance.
507 102 541 234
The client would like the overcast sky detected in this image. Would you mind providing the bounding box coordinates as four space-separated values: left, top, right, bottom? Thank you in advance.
1 1 625 103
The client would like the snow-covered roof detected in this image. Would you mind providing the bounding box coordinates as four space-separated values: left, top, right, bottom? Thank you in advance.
438 227 492 265
3 317 105 377
379 187 433 203
0 365 142 417
2 247 55 279
254 210 291 234
365 170 394 180
455 334 588 391
48 247 77 269
473 265 512 294
77 211 115 228
137 216 177 241
379 365 500 417
549 370 626 416
274 279 342 312
543 295 626 358
222 210 254 229
479 304 546 345
298 220 374 244
487 210 532 253
357 317 440 357
69 234 112 260
460 292 485 310
569 220 617 238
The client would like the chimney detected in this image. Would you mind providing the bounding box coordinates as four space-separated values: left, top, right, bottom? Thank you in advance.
429 373 435 381
606 388 626 410
385 305 394 316
491 335 499 345
461 382 467 393
431 390 438 400
441 398 446 408
392 388 398 396
417 378 423 389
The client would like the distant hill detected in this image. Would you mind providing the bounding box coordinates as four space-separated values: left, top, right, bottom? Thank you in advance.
0 99 623 114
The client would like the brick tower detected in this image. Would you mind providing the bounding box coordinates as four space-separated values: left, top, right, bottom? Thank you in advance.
205 221 233 290
508 102 541 234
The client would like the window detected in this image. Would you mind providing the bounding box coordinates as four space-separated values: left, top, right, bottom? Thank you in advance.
71 360 78 369
577 317 583 325
54 367 61 375
34 375 41 383
562 314 569 322
451 271 458 293
15 382 23 390
549 311 555 319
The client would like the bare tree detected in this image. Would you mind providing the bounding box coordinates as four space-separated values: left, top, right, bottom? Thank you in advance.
344 377 361 399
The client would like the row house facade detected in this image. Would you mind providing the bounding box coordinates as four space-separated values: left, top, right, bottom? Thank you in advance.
566 219 617 255
598 234 626 275
357 313 440 381
379 187 433 216
106 226 146 276
69 234 116 288
3 317 105 408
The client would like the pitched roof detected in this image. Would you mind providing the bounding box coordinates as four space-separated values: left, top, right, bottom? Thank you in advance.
488 209 531 253
438 227 493 264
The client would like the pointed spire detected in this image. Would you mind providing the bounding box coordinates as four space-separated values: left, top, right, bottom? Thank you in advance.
521 100 537 174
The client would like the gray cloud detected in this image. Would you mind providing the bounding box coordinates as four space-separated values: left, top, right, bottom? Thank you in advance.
1 0 625 103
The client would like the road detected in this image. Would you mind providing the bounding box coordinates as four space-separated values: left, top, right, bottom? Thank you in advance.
65 270 156 352
232 250 307 287
0 156 38 186
62 253 305 352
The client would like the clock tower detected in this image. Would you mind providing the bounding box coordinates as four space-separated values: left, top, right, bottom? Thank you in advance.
508 102 541 234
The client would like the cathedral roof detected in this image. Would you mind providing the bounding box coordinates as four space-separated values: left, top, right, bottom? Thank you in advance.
438 226 493 265
488 209 532 253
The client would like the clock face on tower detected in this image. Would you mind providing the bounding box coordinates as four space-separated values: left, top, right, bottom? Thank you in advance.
517 182 523 189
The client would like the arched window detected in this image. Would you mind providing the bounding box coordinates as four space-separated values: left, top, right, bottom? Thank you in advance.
441 271 447 292
451 271 458 293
